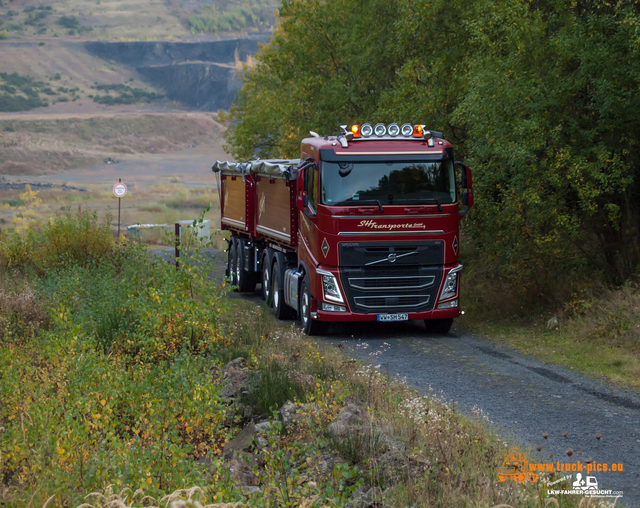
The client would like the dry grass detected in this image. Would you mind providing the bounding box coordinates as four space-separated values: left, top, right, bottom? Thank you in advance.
461 281 640 388
0 42 152 95
0 184 222 244
0 0 190 41
0 283 48 342
0 113 224 175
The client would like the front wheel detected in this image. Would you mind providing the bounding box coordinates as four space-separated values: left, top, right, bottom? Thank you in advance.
424 318 453 334
299 278 327 336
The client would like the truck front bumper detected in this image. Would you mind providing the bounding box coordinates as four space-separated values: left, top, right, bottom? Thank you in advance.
313 306 461 322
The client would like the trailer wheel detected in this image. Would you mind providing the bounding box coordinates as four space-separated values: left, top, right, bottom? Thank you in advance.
224 238 231 278
235 238 256 293
229 237 239 288
272 254 295 320
261 250 273 304
300 277 327 336
424 318 453 334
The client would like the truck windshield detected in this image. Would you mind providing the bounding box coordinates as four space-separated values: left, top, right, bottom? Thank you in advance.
320 160 455 206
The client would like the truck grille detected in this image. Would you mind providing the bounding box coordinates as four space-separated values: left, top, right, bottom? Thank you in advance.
348 276 435 291
353 295 430 310
339 241 444 314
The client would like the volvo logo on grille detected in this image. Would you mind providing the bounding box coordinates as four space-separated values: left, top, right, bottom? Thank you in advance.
365 250 419 266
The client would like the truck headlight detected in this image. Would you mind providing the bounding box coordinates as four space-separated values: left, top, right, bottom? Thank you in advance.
317 269 344 304
439 264 462 301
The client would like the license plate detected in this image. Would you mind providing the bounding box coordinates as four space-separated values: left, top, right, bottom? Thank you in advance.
377 313 408 322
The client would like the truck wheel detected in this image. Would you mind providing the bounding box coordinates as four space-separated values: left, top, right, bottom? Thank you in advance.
261 250 273 304
300 277 327 336
229 237 239 288
272 254 295 320
424 318 453 334
235 238 256 293
224 238 231 278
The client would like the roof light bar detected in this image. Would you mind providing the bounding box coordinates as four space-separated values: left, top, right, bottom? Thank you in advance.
345 123 440 140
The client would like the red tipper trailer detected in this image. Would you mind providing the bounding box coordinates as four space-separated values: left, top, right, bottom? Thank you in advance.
212 122 473 335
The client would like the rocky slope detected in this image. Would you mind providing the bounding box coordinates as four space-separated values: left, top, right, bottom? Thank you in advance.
84 37 267 110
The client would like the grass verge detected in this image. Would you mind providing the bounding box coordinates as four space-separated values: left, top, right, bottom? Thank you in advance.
459 260 640 389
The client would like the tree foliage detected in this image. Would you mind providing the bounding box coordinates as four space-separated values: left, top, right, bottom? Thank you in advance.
225 0 640 294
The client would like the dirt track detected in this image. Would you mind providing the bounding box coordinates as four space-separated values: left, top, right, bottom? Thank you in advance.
0 110 216 121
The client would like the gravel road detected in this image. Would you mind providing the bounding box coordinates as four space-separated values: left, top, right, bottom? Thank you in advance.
319 321 640 506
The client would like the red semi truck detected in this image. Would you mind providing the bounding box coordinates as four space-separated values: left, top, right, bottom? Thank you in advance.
212 122 473 335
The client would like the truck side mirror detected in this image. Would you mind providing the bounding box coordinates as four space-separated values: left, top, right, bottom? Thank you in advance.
455 161 473 217
303 168 308 192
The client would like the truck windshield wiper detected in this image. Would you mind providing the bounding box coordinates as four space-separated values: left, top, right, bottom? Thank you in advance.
393 198 442 212
352 200 384 213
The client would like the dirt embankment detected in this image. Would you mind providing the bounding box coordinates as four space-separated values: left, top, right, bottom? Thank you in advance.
0 112 225 176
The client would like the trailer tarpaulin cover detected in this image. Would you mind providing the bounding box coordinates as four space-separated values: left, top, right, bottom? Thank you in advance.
212 159 301 180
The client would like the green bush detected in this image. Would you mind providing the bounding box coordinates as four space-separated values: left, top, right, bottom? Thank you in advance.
0 209 232 505
185 0 277 34
57 15 79 29
92 86 162 105
0 93 45 112
0 208 115 274
0 30 7 40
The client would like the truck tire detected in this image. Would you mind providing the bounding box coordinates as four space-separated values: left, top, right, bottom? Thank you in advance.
224 238 231 278
261 249 274 304
424 318 453 334
235 238 256 293
272 253 296 320
300 277 327 336
229 237 239 288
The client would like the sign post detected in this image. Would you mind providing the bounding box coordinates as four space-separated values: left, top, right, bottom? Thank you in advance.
113 179 127 240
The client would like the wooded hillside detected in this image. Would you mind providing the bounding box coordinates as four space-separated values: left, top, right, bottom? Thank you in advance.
224 0 640 301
